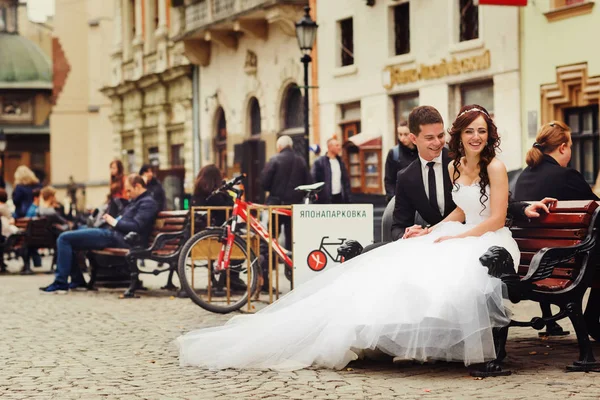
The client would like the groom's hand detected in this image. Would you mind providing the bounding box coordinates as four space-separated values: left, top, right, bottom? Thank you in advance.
525 197 557 219
403 225 424 239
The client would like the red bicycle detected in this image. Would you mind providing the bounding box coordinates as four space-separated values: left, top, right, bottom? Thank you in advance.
178 175 323 313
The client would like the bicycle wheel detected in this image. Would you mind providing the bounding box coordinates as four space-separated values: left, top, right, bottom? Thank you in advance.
177 228 261 314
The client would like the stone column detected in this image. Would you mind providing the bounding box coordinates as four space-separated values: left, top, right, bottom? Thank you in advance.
156 0 168 37
157 104 170 169
134 0 143 43
182 98 194 193
132 110 144 173
113 0 123 51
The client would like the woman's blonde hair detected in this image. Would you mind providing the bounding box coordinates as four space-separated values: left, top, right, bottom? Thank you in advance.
525 121 571 168
14 165 40 186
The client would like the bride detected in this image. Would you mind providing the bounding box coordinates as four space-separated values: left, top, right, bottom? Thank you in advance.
176 105 521 371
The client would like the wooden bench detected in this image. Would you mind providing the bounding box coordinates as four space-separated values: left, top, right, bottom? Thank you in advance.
2 218 57 274
475 200 600 376
87 210 191 298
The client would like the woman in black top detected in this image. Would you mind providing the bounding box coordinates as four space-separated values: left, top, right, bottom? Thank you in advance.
515 121 598 202
192 164 234 230
515 120 599 337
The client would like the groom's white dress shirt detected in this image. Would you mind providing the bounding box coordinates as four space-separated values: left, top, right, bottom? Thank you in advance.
419 153 445 215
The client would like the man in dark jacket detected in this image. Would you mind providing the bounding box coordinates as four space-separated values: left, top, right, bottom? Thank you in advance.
384 121 418 202
261 135 312 206
311 137 352 203
260 135 311 248
140 164 167 211
40 174 158 293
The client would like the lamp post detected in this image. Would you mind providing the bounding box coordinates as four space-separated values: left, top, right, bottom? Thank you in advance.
295 6 318 163
0 129 6 185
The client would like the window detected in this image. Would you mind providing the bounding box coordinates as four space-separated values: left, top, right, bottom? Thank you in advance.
461 81 494 117
126 150 136 173
283 86 304 130
249 97 261 136
170 144 184 167
148 146 160 167
393 93 418 135
215 108 227 175
565 105 599 184
459 0 479 42
393 3 410 56
340 102 361 142
339 18 354 67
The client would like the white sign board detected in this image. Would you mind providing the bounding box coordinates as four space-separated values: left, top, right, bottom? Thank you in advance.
292 204 374 286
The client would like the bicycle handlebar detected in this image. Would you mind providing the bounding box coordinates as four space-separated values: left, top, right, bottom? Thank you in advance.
208 174 246 200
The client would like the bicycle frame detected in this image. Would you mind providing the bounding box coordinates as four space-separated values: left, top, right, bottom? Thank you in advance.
216 194 293 272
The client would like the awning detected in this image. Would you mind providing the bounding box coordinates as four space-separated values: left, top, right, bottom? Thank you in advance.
345 132 382 148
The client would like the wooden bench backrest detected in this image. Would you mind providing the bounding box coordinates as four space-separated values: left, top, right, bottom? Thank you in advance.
149 210 189 255
510 200 598 285
25 218 56 248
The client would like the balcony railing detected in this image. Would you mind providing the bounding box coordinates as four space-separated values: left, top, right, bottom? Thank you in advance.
183 0 303 35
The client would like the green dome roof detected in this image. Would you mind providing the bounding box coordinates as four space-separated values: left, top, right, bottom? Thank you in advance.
0 33 52 89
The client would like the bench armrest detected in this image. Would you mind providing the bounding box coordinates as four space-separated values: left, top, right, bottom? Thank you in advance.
523 238 597 284
128 230 189 258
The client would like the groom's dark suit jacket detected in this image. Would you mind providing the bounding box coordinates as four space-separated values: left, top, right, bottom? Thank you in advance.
391 148 455 241
391 148 530 241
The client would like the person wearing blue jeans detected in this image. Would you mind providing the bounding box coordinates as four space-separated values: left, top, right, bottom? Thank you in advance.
40 174 158 294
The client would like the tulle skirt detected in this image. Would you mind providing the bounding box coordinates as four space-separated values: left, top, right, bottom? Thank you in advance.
176 222 520 371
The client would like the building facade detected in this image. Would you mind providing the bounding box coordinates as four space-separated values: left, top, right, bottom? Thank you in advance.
175 0 311 203
103 0 193 209
0 0 52 190
317 0 522 195
50 0 118 208
520 0 600 185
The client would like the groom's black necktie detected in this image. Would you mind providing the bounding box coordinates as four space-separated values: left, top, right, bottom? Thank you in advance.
427 161 439 214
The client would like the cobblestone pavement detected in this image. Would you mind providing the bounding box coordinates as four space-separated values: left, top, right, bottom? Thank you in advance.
2 257 600 400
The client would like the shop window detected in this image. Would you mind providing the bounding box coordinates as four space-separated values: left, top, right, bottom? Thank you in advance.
393 2 410 56
459 0 479 42
393 93 418 138
126 150 136 173
339 18 354 67
565 105 599 184
461 81 494 118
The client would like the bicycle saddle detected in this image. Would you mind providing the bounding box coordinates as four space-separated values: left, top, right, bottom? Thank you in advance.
295 182 325 192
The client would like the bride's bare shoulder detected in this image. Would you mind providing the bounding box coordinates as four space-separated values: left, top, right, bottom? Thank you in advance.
487 158 507 180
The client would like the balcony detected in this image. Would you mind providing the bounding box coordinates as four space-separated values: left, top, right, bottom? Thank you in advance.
182 0 305 39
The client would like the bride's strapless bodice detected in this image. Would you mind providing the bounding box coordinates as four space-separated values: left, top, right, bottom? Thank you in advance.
452 183 490 225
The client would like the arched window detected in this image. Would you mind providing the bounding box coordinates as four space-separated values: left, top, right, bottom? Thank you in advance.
249 97 261 136
283 85 304 130
214 107 227 175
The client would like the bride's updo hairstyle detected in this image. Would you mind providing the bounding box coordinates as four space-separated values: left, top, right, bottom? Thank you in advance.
448 104 500 211
526 121 571 168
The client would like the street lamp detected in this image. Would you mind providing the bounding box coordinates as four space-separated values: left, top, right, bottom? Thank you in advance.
295 6 318 163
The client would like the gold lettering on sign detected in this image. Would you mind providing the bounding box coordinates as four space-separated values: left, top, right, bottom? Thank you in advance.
383 50 491 90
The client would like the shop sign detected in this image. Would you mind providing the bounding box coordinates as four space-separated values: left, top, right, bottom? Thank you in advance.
382 50 491 90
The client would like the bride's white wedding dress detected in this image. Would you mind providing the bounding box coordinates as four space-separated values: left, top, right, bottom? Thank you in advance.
176 183 520 370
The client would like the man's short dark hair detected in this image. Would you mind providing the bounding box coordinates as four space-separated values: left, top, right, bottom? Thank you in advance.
0 188 7 203
408 106 443 136
32 188 41 199
139 164 153 175
398 120 408 128
127 174 147 188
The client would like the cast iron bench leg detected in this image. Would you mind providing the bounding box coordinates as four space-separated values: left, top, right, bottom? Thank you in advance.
121 253 141 299
565 300 600 372
470 325 511 377
161 267 178 291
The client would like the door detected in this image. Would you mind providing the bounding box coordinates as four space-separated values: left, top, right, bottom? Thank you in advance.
241 139 266 203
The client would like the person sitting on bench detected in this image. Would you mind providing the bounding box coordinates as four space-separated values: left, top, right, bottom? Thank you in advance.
40 174 158 294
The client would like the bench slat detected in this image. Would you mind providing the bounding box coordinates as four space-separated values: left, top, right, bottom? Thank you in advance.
549 200 598 213
533 278 572 291
511 228 587 239
514 238 581 252
518 265 576 279
517 213 591 228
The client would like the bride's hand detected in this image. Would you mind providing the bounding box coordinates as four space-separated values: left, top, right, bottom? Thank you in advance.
434 235 455 243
